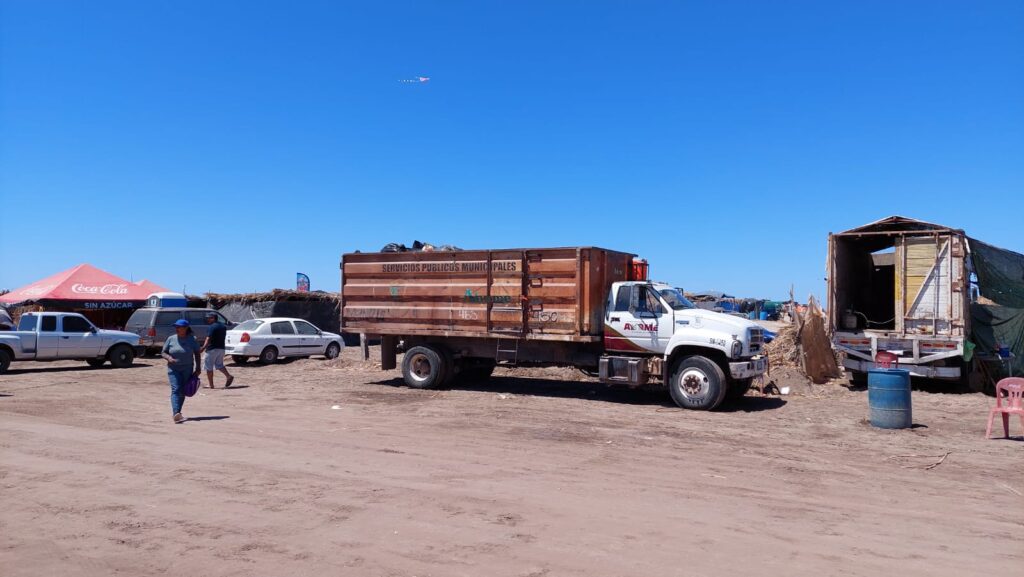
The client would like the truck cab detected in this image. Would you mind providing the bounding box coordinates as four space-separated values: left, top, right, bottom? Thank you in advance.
0 312 144 374
599 281 766 408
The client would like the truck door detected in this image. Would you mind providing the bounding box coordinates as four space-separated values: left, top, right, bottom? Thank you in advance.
605 285 672 353
36 315 61 359
58 315 103 358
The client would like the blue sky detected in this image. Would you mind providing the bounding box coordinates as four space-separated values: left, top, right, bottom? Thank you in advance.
1 1 1021 300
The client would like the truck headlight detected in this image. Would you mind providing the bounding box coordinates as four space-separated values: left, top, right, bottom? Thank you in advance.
731 340 742 358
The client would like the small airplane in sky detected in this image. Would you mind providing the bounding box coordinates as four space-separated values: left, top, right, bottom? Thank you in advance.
399 76 430 84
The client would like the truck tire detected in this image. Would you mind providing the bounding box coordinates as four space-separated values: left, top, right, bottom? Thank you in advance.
402 346 447 389
0 349 10 374
668 355 728 410
108 345 135 368
259 346 279 364
725 378 753 401
86 359 106 368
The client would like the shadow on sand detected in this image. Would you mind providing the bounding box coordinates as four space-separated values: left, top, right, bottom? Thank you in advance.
3 362 152 376
370 375 786 411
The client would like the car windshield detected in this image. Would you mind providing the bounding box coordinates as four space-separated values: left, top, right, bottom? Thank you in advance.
235 320 264 331
659 288 696 310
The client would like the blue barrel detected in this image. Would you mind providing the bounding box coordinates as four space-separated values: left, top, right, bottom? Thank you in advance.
868 369 912 429
759 311 769 320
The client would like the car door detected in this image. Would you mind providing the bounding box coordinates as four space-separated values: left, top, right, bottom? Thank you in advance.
185 310 211 343
58 315 103 358
269 321 300 357
33 315 61 359
154 310 183 347
293 320 323 355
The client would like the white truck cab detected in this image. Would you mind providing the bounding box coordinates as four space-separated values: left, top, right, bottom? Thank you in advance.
599 281 766 409
0 312 144 374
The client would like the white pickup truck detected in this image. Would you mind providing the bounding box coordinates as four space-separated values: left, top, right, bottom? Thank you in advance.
0 312 145 374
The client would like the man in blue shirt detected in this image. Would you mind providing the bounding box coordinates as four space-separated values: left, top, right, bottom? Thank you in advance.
202 312 234 388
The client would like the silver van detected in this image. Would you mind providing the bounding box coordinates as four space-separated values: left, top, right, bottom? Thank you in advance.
126 308 234 353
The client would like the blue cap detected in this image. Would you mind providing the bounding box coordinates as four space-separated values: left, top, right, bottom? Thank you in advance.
174 319 190 327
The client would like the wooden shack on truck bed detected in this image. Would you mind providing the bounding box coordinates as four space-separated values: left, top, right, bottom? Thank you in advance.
341 247 637 342
827 216 969 337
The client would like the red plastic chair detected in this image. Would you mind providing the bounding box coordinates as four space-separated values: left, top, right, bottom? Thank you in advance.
985 377 1024 439
875 351 899 369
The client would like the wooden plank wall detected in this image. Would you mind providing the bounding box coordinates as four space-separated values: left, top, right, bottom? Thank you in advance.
341 248 634 340
900 234 963 336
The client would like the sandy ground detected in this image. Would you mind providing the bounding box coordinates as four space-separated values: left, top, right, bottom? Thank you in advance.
1 348 1022 577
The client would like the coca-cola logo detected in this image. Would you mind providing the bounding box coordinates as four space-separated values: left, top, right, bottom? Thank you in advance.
22 284 57 296
71 283 129 295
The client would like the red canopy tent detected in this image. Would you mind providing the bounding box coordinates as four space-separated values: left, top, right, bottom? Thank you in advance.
1 264 169 328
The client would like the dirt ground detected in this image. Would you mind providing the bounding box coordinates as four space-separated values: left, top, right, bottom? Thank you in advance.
1 348 1021 577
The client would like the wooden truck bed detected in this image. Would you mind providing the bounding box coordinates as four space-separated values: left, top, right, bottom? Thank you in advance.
341 247 635 342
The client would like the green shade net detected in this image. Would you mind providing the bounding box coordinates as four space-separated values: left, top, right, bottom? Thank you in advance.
970 238 1024 308
969 238 1024 377
970 304 1024 377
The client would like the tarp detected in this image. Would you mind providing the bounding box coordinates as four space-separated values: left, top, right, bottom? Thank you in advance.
970 304 1024 377
968 239 1024 377
0 264 168 305
0 306 14 330
216 300 341 335
133 279 170 296
970 238 1024 308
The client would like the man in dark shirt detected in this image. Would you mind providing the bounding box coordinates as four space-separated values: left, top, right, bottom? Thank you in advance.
202 312 234 388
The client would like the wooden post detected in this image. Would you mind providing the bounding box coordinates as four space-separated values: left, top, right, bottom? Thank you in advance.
360 333 369 361
380 335 397 370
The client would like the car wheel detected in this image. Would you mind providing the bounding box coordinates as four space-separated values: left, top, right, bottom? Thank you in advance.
0 349 10 374
232 355 249 365
401 346 447 389
108 345 134 368
668 355 727 410
259 346 279 364
86 359 106 368
324 342 341 360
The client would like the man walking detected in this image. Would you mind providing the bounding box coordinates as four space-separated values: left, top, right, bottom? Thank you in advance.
202 312 234 388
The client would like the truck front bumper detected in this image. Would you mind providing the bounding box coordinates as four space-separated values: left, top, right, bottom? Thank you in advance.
729 357 767 380
843 358 961 379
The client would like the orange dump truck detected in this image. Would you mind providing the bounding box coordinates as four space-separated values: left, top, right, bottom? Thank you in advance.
342 247 766 410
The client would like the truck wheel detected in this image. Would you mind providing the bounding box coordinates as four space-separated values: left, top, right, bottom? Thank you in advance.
232 355 249 365
259 346 279 364
108 345 134 368
725 378 753 401
402 346 447 389
0 349 10 374
86 359 106 368
668 356 727 410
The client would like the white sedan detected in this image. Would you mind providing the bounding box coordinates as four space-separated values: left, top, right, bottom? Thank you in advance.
225 317 344 364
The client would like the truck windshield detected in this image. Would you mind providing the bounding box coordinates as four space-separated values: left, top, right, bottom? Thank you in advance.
659 288 696 310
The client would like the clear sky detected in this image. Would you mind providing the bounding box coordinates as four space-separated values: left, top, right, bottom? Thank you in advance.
1 1 1021 300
